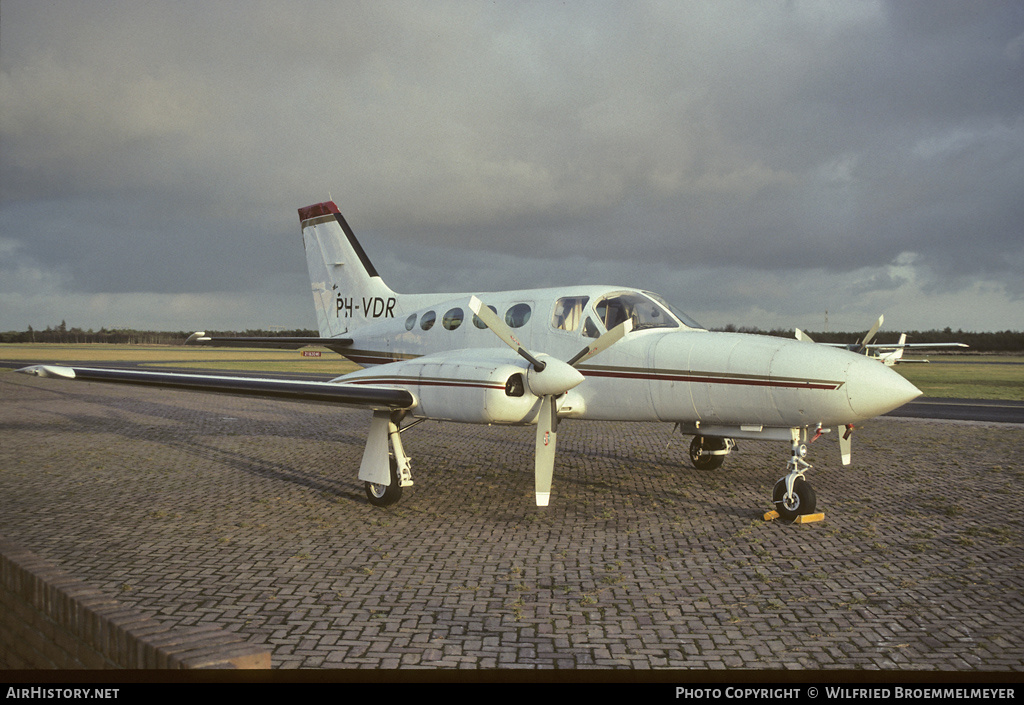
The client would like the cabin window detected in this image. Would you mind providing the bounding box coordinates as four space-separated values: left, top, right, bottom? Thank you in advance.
551 296 589 332
420 310 436 331
405 313 417 331
472 305 497 329
594 292 680 331
505 303 532 329
443 307 464 330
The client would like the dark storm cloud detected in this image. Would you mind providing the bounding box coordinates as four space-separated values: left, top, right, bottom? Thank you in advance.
1 1 1022 331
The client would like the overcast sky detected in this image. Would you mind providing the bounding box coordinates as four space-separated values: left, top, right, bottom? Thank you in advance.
2 1 1022 335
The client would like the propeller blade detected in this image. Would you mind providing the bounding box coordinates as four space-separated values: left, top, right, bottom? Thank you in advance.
534 395 558 506
858 315 884 351
839 424 853 465
565 319 633 367
469 296 545 371
794 328 814 343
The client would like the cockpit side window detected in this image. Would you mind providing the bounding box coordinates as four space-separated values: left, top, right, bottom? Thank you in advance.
593 292 681 332
551 296 589 332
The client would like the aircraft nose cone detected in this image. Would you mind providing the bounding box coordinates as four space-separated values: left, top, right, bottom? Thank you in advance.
845 355 922 419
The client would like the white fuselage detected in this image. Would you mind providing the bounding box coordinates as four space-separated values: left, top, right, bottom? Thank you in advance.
330 284 921 431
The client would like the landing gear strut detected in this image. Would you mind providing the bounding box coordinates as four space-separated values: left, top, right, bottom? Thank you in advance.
772 429 818 521
361 411 416 507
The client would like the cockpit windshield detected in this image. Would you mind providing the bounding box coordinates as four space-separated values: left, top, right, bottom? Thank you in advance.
593 291 703 332
642 291 704 330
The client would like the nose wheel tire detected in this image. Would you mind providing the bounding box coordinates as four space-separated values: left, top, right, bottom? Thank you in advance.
772 477 816 521
365 457 403 507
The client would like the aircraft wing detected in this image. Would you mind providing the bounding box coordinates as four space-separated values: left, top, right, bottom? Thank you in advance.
185 332 353 352
16 365 414 409
862 342 968 350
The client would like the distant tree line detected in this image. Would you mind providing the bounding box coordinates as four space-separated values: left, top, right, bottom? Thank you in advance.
3 322 1023 353
0 323 317 346
715 325 1024 354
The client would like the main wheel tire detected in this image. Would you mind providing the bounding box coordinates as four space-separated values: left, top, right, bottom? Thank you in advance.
365 457 403 507
772 477 816 521
689 436 726 470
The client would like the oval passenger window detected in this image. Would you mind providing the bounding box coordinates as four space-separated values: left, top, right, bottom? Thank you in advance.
443 308 464 330
505 303 532 328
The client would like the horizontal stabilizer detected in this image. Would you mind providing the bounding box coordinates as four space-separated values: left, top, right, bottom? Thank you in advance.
186 332 353 352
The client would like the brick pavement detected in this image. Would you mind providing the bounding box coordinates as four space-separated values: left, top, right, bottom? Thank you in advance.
1 370 1023 670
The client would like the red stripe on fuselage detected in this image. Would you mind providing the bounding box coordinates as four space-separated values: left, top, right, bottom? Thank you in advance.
338 349 843 392
580 368 842 391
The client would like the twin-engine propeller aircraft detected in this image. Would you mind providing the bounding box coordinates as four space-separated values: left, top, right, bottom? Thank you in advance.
19 201 922 519
796 315 968 366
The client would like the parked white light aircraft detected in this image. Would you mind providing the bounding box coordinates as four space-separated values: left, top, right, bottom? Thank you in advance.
796 315 968 366
19 201 922 519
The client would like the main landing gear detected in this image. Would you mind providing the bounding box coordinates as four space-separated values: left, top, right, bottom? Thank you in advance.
688 435 736 470
362 412 417 507
365 457 404 507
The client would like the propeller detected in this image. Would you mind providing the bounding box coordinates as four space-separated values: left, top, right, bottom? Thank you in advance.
797 316 882 468
854 314 884 353
468 296 632 505
797 315 884 353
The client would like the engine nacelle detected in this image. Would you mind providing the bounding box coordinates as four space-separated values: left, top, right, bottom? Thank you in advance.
337 353 542 424
406 358 542 423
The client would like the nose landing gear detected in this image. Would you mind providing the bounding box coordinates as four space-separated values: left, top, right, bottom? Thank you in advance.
770 429 819 522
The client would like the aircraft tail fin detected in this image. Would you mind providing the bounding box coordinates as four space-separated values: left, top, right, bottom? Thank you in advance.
298 201 401 337
888 334 907 365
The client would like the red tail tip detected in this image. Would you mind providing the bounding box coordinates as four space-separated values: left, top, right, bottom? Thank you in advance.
298 201 340 222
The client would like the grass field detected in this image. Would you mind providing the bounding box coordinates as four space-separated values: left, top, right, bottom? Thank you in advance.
2 344 1022 401
892 355 1024 401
